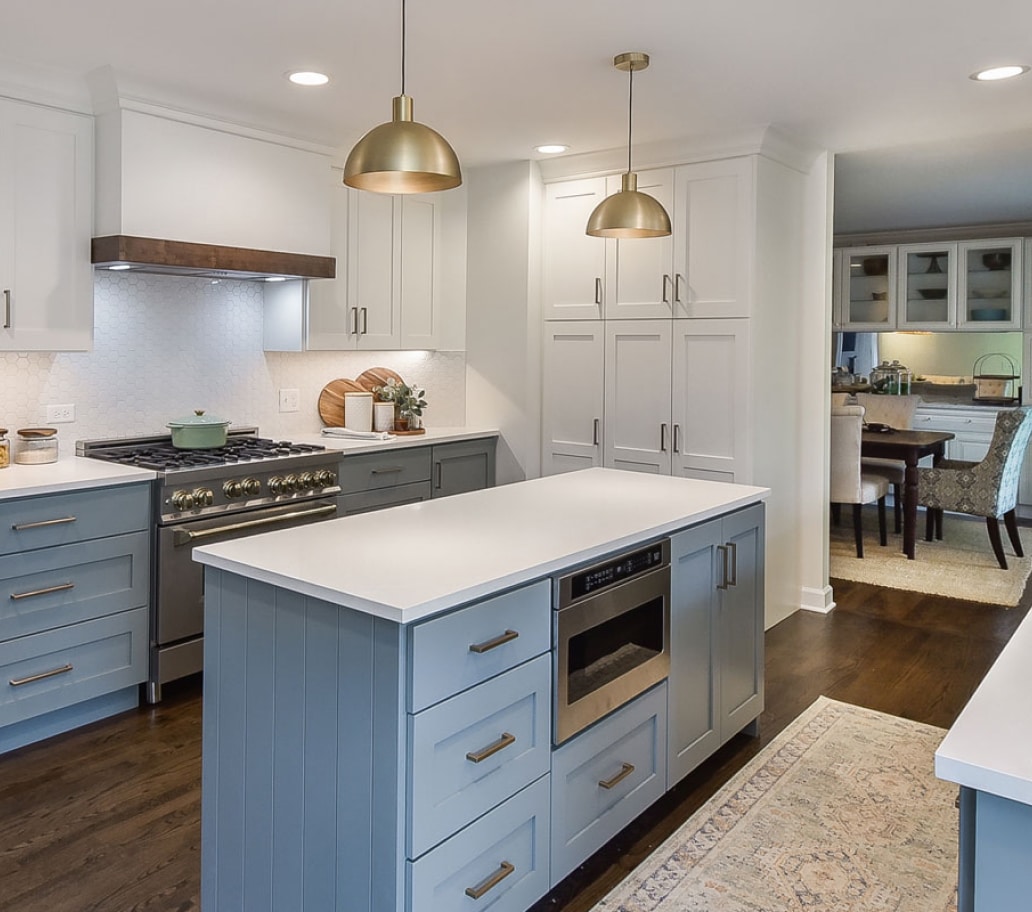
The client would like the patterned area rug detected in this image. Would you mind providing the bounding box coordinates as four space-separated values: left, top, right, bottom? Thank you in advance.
592 697 957 912
830 509 1032 606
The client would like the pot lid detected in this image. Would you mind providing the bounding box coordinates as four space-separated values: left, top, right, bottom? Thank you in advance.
167 409 230 429
16 427 58 437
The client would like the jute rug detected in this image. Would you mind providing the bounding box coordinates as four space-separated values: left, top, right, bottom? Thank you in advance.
592 697 957 912
830 509 1032 606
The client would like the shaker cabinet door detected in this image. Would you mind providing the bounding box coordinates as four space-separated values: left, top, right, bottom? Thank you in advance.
543 178 608 320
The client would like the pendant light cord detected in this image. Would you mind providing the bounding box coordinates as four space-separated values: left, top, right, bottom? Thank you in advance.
626 65 634 174
401 0 407 95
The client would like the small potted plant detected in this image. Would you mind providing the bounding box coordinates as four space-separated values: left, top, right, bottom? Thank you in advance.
373 378 428 431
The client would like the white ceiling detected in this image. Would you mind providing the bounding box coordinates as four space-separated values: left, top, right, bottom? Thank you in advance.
4 0 1032 231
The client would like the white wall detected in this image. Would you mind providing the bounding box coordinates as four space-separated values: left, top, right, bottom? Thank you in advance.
0 272 466 442
878 331 1022 378
465 161 543 484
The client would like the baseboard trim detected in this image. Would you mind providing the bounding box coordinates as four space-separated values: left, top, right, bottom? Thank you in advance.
800 584 836 614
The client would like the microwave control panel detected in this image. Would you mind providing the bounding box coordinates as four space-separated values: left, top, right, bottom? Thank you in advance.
563 539 670 603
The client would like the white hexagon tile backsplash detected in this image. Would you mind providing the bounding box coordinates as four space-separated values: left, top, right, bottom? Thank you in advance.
0 273 467 442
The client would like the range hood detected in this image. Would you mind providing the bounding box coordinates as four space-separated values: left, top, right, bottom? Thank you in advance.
92 235 336 280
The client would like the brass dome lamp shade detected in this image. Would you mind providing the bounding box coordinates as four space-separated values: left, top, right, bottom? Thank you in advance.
586 52 671 238
343 0 461 193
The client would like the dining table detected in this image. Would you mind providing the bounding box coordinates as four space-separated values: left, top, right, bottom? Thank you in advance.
861 428 955 560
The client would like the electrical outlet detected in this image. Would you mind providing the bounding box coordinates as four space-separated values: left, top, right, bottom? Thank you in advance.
46 404 75 423
278 388 300 413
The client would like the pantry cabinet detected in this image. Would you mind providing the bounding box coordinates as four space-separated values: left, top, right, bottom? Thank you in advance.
541 322 605 474
542 178 608 320
292 180 439 351
0 97 93 352
835 238 1023 331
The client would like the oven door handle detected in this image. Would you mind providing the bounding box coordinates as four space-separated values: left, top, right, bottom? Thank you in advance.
172 504 338 545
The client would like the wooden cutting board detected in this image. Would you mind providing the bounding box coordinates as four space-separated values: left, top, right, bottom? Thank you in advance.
356 366 405 394
318 378 367 427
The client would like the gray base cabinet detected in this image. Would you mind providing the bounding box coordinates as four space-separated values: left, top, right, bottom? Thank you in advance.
201 501 763 911
958 786 1032 911
431 439 497 498
668 503 764 787
0 483 150 753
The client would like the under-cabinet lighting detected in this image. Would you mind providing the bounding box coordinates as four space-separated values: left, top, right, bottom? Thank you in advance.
535 144 569 154
288 71 330 86
265 276 287 283
970 65 1030 81
108 264 131 271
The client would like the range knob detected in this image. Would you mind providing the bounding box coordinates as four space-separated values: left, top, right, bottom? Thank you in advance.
297 472 316 490
268 476 287 495
241 477 261 496
223 480 243 498
317 469 338 487
193 487 214 507
282 474 299 493
171 490 195 511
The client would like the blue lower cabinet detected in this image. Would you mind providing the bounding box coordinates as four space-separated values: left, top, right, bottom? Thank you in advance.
408 654 551 857
550 682 668 885
408 775 550 912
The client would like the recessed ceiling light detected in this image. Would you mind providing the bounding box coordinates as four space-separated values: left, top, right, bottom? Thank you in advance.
535 144 569 155
970 65 1030 81
288 71 330 86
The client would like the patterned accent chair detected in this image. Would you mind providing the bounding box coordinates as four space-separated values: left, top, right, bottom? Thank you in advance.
918 407 1032 569
856 393 922 533
831 405 889 558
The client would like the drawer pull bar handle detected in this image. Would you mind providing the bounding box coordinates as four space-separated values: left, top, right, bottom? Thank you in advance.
173 505 337 544
468 629 519 654
10 663 73 687
12 516 77 531
727 540 738 587
594 277 603 305
3 289 10 329
10 581 75 601
717 544 730 590
466 731 516 764
464 860 515 900
598 762 636 790
370 466 404 475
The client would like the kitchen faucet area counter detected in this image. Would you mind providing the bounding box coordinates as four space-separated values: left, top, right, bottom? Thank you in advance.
192 468 769 623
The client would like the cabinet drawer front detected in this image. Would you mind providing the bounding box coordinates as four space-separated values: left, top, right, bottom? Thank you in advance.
550 682 668 885
409 580 551 712
338 480 432 515
408 775 550 912
0 532 149 640
914 410 998 437
336 447 431 493
409 655 551 858
0 483 150 555
0 607 147 727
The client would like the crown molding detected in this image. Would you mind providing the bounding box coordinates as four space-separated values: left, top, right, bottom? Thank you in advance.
0 57 92 114
834 221 1032 247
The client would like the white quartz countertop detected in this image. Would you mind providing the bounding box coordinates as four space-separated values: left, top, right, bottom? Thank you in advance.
936 609 1032 804
194 468 769 624
297 425 498 454
0 453 155 499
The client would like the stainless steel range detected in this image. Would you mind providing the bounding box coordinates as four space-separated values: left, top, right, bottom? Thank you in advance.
78 429 342 702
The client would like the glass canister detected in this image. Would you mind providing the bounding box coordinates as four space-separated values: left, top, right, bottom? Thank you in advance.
0 428 9 469
14 427 59 464
869 360 913 395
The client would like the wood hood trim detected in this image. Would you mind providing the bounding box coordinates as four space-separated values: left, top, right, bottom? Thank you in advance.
91 235 336 280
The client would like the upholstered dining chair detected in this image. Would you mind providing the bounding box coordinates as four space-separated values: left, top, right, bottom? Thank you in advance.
918 407 1032 569
856 393 922 533
831 405 889 558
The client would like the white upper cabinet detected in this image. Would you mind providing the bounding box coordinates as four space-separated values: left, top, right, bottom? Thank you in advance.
541 321 605 475
896 242 956 329
0 98 93 351
957 238 1022 330
836 246 898 330
604 168 676 319
672 158 754 319
543 178 607 320
348 190 399 349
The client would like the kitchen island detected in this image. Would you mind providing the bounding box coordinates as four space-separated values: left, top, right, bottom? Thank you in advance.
194 468 768 912
936 608 1032 911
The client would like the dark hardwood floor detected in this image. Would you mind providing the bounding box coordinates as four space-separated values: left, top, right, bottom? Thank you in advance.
1 580 1028 912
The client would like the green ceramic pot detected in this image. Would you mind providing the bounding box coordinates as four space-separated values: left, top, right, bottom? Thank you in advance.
167 410 230 449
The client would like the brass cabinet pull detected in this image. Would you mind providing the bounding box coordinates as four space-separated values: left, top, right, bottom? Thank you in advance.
469 629 519 654
371 466 404 475
12 515 77 531
10 663 73 687
593 418 600 447
10 581 75 601
594 277 603 305
465 731 516 764
2 289 10 329
172 504 337 544
717 544 730 590
598 762 635 790
464 861 515 900
727 540 738 587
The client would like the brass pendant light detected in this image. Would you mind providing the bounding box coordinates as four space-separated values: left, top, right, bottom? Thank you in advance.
586 52 671 238
343 0 462 193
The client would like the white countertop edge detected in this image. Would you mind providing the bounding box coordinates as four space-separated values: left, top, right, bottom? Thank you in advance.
195 479 768 625
0 456 156 499
297 426 499 454
935 608 1032 805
